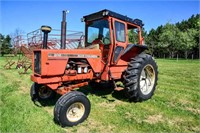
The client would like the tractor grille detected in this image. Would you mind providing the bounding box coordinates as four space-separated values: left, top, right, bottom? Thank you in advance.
34 51 41 74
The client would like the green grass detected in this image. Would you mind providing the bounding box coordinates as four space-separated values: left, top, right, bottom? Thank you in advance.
0 57 199 132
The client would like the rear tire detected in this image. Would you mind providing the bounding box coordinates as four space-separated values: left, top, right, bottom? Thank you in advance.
124 53 158 102
30 83 56 101
54 91 90 127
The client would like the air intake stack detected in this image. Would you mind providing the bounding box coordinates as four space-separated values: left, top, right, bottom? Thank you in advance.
41 25 52 49
61 10 69 49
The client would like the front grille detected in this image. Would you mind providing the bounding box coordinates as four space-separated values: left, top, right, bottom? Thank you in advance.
34 51 41 74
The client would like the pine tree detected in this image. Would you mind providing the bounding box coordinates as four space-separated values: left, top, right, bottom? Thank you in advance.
0 34 11 56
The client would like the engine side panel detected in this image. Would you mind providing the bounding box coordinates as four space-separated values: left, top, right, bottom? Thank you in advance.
33 49 102 76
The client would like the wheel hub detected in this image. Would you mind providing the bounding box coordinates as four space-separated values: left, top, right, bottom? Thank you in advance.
140 64 155 95
38 86 52 99
66 102 85 122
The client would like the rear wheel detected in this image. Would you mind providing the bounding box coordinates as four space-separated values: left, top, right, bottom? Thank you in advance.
54 91 90 127
30 83 56 101
124 53 158 102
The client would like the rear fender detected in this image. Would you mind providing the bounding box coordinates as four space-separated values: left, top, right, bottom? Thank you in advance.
120 44 148 62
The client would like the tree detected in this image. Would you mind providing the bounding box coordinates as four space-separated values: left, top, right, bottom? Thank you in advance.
0 34 11 56
128 27 147 44
0 34 5 55
178 29 198 59
10 28 25 47
146 29 157 55
159 23 180 58
128 29 138 44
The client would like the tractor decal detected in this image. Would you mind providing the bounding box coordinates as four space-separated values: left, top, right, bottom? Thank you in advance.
48 53 100 59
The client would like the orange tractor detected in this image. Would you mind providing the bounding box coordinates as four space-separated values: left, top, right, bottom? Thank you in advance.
30 9 158 127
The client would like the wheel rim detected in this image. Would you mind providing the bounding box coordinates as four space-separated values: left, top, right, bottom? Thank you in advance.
140 64 155 95
38 86 52 99
66 102 85 122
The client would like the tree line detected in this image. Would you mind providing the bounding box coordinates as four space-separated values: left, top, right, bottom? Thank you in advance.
145 14 199 59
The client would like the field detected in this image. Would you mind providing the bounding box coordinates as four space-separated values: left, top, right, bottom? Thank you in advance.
0 57 199 132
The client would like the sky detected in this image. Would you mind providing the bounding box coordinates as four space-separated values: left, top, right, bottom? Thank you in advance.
0 0 199 36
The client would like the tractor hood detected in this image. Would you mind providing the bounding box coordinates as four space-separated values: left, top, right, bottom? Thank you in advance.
32 49 102 76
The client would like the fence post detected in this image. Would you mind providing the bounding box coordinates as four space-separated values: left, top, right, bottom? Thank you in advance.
177 54 178 61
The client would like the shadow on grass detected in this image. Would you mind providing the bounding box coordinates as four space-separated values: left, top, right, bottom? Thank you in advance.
34 82 129 107
77 83 129 103
33 94 61 107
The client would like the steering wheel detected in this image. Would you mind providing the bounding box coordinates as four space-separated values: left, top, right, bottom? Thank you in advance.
103 37 110 44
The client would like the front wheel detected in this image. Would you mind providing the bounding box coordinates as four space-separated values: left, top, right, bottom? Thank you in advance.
124 53 158 102
30 83 56 101
54 91 90 127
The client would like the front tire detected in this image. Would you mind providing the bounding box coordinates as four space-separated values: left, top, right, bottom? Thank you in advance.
30 83 56 101
124 53 158 102
54 91 90 127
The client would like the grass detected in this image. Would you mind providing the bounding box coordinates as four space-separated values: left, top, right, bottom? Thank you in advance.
0 56 199 132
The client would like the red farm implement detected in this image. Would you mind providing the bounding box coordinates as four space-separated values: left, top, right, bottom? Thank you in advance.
3 28 83 74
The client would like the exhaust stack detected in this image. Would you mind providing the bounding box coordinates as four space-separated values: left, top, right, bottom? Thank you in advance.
41 25 52 49
61 10 69 49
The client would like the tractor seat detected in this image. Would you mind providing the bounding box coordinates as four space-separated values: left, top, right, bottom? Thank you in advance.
85 44 100 49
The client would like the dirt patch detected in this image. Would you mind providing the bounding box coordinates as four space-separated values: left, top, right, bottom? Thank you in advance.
167 117 184 126
18 86 29 94
44 107 53 115
185 107 200 114
190 125 200 132
179 99 191 105
86 118 115 133
76 126 90 133
98 100 126 112
99 102 116 112
67 118 115 133
144 114 164 124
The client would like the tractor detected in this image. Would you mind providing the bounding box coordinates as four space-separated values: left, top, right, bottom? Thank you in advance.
30 9 158 127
